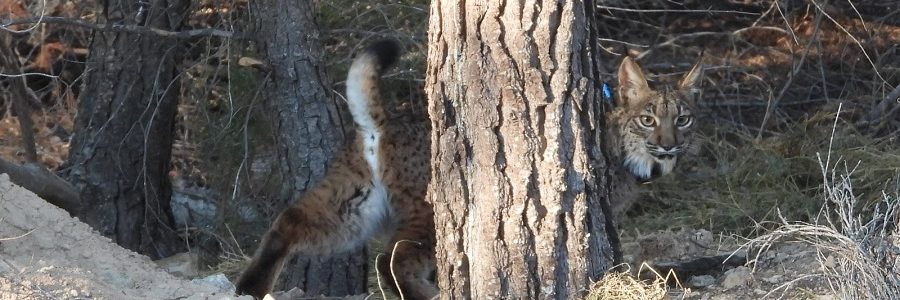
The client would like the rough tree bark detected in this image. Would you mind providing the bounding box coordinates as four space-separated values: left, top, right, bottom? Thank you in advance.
251 0 366 295
60 0 188 259
426 0 618 298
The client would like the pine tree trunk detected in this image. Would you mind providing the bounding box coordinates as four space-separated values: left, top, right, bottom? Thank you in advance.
61 0 189 259
425 0 618 298
251 0 367 295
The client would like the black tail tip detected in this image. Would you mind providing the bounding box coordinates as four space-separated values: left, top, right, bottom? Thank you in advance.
366 39 401 72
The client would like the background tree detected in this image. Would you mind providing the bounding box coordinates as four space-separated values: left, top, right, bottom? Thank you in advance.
60 0 189 259
425 0 618 298
250 0 367 295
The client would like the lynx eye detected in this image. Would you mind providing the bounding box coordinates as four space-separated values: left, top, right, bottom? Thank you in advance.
637 115 656 128
675 115 693 128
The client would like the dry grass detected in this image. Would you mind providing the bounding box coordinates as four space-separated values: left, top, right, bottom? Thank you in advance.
737 112 900 299
625 119 900 235
586 263 685 300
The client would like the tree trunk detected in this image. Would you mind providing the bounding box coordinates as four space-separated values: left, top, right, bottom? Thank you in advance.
251 0 366 295
60 0 188 259
426 0 618 298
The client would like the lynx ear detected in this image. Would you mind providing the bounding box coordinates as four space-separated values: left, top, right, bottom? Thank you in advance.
617 56 650 108
678 55 704 92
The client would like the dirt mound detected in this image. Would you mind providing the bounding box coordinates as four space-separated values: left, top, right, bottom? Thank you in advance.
0 174 248 299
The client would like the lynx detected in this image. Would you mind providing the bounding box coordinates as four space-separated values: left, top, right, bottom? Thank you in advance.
604 55 703 221
235 41 702 299
235 40 437 299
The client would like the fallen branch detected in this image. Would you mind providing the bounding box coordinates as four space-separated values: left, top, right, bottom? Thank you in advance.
0 158 81 214
643 253 749 283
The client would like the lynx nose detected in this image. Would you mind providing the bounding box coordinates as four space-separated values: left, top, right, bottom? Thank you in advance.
646 143 681 157
645 142 676 151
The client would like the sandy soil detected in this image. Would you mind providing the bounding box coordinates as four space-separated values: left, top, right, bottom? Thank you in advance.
0 174 250 300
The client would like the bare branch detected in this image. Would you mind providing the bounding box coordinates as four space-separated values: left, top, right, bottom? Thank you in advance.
595 5 760 16
1 16 246 39
1 34 39 162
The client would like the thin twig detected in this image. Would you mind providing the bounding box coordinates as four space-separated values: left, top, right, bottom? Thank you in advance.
0 228 37 241
0 0 45 34
1 34 39 162
757 5 824 139
374 254 389 299
595 5 760 16
1 16 245 39
389 239 423 300
808 0 887 84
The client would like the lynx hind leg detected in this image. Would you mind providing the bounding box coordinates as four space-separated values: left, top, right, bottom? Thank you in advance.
235 209 301 298
376 226 438 300
236 186 385 298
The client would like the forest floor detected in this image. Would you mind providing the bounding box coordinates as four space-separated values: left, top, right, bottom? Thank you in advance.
609 229 838 300
0 172 832 300
0 171 864 300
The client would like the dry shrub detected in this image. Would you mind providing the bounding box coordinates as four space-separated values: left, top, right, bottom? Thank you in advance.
740 122 900 299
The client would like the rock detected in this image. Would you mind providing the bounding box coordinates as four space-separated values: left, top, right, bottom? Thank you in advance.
155 252 201 278
170 178 219 229
191 273 235 293
690 275 715 288
823 255 836 268
762 274 782 284
269 287 306 299
721 266 751 289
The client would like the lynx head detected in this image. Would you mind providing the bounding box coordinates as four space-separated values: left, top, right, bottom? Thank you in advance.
610 56 703 182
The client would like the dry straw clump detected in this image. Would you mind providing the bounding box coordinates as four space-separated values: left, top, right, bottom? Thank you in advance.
586 263 685 300
740 137 900 299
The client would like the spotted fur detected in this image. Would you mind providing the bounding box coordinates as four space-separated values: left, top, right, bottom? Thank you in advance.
605 55 704 220
235 40 437 300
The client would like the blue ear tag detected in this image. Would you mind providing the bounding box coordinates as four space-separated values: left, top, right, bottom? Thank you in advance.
601 82 614 104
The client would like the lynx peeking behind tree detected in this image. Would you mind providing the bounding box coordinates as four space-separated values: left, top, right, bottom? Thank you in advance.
604 55 704 221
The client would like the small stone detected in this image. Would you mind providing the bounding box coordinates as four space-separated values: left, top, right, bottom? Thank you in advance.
722 266 752 289
190 273 235 293
773 252 790 263
155 252 200 278
689 275 715 288
823 255 836 268
762 274 782 284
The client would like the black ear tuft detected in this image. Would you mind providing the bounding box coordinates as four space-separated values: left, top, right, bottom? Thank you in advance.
366 40 401 73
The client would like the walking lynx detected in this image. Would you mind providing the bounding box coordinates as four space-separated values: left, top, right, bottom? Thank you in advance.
235 40 436 299
235 41 703 299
